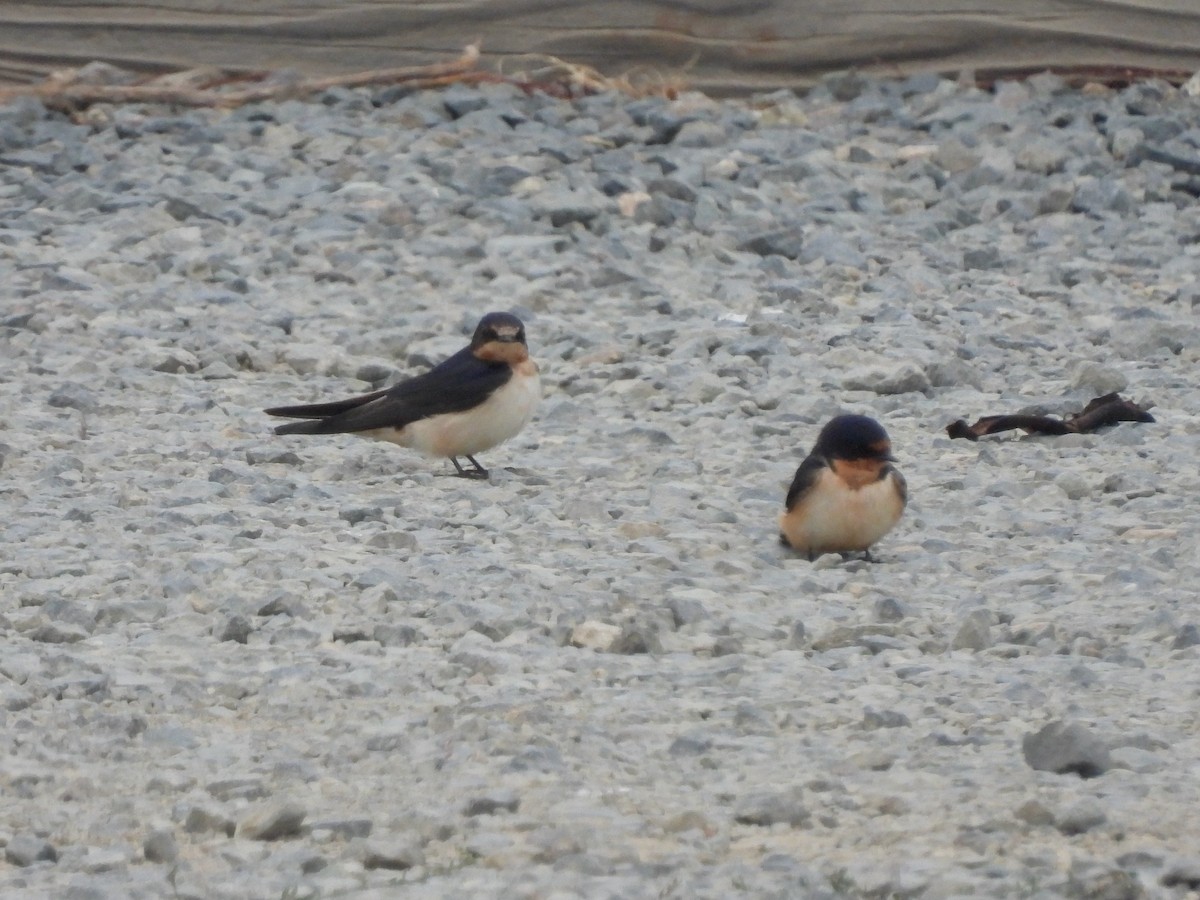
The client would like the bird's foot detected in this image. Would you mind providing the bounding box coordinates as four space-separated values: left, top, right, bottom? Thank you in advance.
841 549 880 563
450 456 490 479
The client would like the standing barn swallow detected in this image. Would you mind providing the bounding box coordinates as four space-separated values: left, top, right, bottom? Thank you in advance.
265 312 540 479
779 415 906 561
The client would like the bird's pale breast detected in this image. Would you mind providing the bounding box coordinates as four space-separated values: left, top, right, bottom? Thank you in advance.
780 467 904 555
393 362 540 458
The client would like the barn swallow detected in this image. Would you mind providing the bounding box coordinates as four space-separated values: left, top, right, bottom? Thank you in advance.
265 312 540 479
779 414 906 561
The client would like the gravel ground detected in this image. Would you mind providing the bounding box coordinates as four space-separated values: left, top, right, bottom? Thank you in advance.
3 70 1200 899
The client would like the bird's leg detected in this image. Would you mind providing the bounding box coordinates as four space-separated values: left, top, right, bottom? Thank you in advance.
449 456 489 479
834 550 867 563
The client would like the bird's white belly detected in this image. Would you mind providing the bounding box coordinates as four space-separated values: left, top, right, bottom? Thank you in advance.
394 367 540 459
781 471 903 555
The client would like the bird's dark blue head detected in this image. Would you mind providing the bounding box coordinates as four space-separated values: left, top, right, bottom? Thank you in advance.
471 312 527 349
815 414 895 462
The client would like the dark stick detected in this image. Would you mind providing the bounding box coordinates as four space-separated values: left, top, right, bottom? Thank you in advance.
947 393 1154 441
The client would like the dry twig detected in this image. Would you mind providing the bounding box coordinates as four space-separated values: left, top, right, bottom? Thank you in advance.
947 392 1155 441
0 45 483 111
497 52 687 99
0 43 686 112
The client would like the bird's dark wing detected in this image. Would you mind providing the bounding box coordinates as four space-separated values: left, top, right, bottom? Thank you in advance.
267 348 511 435
265 389 390 422
784 451 828 511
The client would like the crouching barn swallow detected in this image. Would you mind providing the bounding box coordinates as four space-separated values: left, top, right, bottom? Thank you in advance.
779 414 906 561
265 311 540 479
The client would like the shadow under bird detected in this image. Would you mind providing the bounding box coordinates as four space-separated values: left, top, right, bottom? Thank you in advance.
265 311 540 479
779 414 906 561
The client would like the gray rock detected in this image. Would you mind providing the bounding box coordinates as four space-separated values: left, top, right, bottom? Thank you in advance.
672 120 727 148
1071 361 1128 394
932 139 980 173
1066 861 1142 900
1023 721 1112 778
476 164 535 197
366 530 419 550
950 609 993 651
667 592 711 627
646 177 698 203
207 776 269 801
739 228 804 260
361 836 425 870
842 362 931 395
245 447 304 466
1161 857 1200 889
6 833 58 866
668 732 714 757
711 634 745 656
873 597 909 622
1037 184 1076 214
733 787 810 827
569 620 622 651
236 800 307 840
442 86 490 119
611 623 663 655
1109 746 1167 773
862 707 911 729
183 804 236 837
464 790 520 816
144 726 201 750
339 505 384 525
214 614 252 643
148 349 202 374
309 818 373 839
1055 471 1092 500
257 593 302 617
504 744 564 774
48 383 98 412
530 187 603 228
633 194 690 227
1172 623 1200 649
373 623 421 646
1014 798 1055 826
1015 137 1070 174
797 229 866 267
787 620 807 649
963 246 1002 270
824 70 871 102
1072 177 1134 214
1055 798 1107 835
811 624 898 652
142 828 178 864
27 622 89 644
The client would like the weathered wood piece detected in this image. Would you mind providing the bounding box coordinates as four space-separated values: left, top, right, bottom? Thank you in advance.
0 45 486 110
946 393 1155 442
2 1 1200 95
